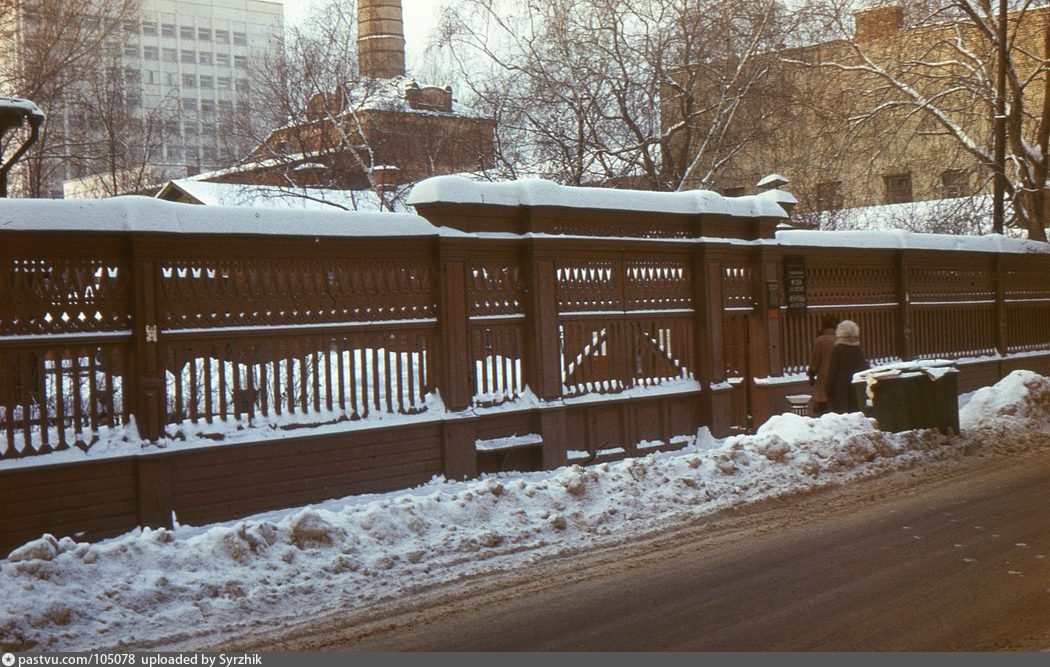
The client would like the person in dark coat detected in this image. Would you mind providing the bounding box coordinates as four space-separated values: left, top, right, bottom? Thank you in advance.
807 315 840 415
824 319 869 414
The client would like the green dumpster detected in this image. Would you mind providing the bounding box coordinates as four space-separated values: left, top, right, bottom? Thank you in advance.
852 361 959 435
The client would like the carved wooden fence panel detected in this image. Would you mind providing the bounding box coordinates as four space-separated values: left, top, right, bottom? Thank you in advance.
467 255 526 406
2 213 1050 462
0 236 135 458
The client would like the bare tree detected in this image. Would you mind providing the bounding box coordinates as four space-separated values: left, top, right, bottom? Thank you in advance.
219 0 410 211
0 0 139 196
786 0 1050 240
436 0 797 191
61 56 175 197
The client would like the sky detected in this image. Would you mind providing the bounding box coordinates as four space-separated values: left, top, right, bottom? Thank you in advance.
3 366 1050 651
281 0 448 72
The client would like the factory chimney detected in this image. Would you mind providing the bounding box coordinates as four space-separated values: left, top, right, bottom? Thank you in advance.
358 0 406 78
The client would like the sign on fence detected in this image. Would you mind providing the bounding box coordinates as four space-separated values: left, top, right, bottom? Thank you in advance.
784 256 807 316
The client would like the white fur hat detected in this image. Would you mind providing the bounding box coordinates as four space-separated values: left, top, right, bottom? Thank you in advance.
835 319 861 346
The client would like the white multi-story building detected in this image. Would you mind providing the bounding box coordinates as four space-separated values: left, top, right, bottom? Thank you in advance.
56 0 284 197
128 0 283 174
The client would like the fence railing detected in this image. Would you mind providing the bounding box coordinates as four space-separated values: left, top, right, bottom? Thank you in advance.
2 192 1050 463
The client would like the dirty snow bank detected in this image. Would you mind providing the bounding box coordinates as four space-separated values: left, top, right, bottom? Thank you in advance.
2 372 1050 652
960 370 1050 433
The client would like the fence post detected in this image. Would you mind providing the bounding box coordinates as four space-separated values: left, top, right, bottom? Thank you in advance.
523 239 566 468
130 235 166 442
692 245 731 436
896 251 913 361
993 254 1007 356
746 246 783 424
436 237 477 480
436 239 473 412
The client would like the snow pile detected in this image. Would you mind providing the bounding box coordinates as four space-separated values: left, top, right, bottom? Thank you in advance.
960 370 1050 434
2 373 1050 651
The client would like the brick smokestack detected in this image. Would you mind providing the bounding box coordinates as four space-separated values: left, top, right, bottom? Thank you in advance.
358 0 406 78
853 4 903 45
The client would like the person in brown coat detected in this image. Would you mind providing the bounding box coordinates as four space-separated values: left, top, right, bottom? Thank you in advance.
807 315 840 415
825 319 870 414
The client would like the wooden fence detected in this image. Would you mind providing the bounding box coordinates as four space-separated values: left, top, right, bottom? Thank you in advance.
2 183 1049 554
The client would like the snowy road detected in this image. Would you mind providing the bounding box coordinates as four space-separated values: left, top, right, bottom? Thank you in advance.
226 439 1050 651
5 370 1050 652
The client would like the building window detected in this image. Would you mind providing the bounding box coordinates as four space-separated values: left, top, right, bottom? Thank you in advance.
182 74 197 87
216 76 231 90
722 186 746 197
199 51 213 65
162 23 176 37
142 21 157 36
815 180 843 211
200 98 215 113
234 55 247 69
181 50 195 64
181 97 198 112
215 29 230 43
180 25 195 39
124 44 140 58
199 75 214 89
162 48 177 62
143 46 159 60
216 53 231 67
165 72 178 86
884 173 913 204
940 169 967 198
218 100 233 112
122 19 138 33
233 31 248 46
198 28 212 41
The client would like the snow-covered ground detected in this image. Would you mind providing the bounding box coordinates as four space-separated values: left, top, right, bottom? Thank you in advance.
3 369 1050 652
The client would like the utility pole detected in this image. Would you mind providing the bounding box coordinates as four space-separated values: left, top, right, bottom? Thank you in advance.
992 0 1007 235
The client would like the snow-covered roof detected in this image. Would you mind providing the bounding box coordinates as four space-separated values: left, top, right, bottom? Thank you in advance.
756 173 789 189
157 179 407 213
811 195 1001 233
0 196 435 237
407 175 789 218
0 96 45 121
776 227 1050 254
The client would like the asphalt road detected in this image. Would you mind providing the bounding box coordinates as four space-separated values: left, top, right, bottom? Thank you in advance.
252 442 1050 652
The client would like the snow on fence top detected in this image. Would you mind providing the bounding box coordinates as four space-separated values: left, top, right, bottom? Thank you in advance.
407 175 790 219
776 228 1050 254
0 195 437 237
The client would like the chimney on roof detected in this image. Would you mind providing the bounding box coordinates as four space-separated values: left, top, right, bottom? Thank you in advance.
853 4 903 45
358 0 406 79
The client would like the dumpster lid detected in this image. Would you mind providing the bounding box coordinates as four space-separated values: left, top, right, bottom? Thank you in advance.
855 359 957 384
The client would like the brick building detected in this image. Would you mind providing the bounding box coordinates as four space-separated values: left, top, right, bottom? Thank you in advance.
664 3 1050 230
193 0 495 194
